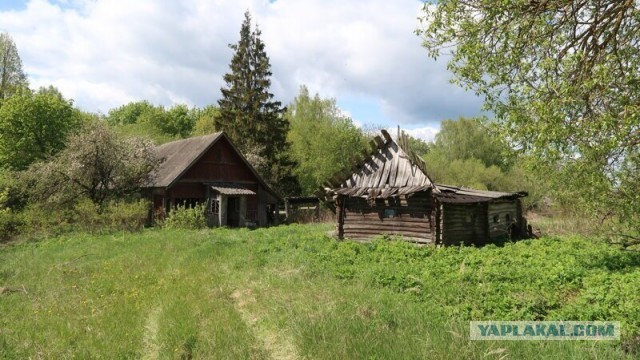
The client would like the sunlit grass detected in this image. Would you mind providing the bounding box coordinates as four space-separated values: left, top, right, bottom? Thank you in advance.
0 224 636 359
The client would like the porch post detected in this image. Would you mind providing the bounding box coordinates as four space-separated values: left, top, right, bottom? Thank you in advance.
239 195 247 227
219 194 228 227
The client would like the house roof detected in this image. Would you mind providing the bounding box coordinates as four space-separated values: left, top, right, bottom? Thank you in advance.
147 132 281 201
435 184 527 203
152 132 223 188
321 130 435 200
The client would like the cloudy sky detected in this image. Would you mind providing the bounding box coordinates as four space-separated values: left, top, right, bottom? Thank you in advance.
0 0 483 141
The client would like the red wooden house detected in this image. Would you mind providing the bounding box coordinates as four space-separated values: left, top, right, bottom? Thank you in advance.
145 132 281 227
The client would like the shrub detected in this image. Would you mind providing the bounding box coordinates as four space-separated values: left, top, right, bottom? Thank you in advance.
0 208 22 242
9 198 150 240
164 203 207 230
103 200 149 232
18 204 76 238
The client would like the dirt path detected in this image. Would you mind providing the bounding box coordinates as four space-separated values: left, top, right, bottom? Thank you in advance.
142 306 162 360
230 288 300 360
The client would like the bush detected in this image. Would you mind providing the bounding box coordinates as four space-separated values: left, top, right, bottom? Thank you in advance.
0 208 22 242
18 204 77 238
164 203 207 230
103 200 149 232
9 198 150 240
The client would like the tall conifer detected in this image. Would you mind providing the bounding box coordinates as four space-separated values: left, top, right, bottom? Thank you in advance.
215 11 299 195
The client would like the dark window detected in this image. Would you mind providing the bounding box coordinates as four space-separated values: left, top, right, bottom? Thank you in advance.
505 213 511 223
493 214 500 224
211 200 220 215
383 209 397 218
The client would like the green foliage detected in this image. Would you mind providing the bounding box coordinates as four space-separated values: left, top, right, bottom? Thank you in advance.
106 100 156 126
190 105 219 136
72 198 149 233
428 117 511 169
418 1 640 233
0 32 28 101
310 235 640 343
0 225 635 358
404 134 430 156
425 155 502 190
0 168 24 210
215 11 299 196
287 86 368 194
0 87 81 170
164 203 207 230
0 189 21 241
21 121 160 208
107 101 200 143
422 118 545 209
15 198 149 238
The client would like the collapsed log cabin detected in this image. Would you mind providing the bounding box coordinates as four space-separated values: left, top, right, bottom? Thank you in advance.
144 132 281 227
318 130 527 245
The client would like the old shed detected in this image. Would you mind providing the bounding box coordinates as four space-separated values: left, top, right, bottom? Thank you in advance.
434 184 527 245
145 132 281 227
320 130 527 245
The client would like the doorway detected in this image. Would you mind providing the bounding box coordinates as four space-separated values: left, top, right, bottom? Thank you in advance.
226 197 240 227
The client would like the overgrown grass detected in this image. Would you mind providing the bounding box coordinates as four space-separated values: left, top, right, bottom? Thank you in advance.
1 224 638 358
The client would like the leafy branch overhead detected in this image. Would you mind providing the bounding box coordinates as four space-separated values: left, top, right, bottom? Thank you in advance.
419 0 640 155
418 0 640 233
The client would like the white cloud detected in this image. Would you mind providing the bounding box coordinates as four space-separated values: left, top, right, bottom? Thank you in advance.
0 0 482 125
404 125 439 142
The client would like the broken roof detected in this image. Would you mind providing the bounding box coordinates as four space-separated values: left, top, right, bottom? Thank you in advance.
318 130 527 204
435 184 527 203
321 130 434 200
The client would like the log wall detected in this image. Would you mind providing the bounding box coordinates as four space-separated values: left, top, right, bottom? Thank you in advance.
341 191 435 243
441 203 488 246
488 201 520 240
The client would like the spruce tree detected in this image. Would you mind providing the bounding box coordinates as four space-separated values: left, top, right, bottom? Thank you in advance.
215 11 299 196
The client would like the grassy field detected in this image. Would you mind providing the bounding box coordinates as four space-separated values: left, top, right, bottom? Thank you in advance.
1 224 638 359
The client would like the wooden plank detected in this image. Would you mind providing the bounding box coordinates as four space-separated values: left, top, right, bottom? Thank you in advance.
345 206 432 214
344 229 431 239
369 153 386 189
388 144 399 186
345 217 432 224
343 228 431 237
379 149 393 187
398 156 412 187
343 227 432 236
343 225 432 234
344 215 432 223
354 187 369 197
381 129 393 143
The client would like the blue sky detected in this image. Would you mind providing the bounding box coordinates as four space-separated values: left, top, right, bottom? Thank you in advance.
0 1 24 11
0 0 484 141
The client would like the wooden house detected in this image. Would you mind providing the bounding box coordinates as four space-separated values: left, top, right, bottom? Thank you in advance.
145 132 281 227
320 130 527 245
